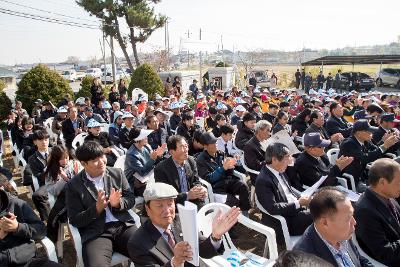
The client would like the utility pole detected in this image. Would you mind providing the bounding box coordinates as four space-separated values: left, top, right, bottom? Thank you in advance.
187 50 190 69
199 28 202 40
101 20 106 76
110 36 116 82
199 51 202 86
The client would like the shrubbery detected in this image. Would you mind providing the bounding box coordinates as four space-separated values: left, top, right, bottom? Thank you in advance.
0 80 12 121
16 64 73 113
129 63 164 99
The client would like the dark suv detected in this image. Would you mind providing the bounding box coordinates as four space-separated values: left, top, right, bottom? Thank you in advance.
338 72 375 91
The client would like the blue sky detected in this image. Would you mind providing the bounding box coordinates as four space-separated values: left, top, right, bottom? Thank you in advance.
0 0 399 65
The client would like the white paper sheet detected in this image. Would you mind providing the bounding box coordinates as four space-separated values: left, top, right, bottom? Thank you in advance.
177 201 199 266
267 130 300 154
336 185 361 202
301 175 328 197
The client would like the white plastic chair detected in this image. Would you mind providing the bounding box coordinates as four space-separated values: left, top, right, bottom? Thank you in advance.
326 148 340 165
48 192 67 259
199 178 214 204
195 117 205 130
68 210 140 267
113 155 144 208
255 195 301 250
197 203 278 266
39 237 59 263
352 235 387 267
338 173 356 192
72 132 89 150
7 130 19 170
240 154 259 206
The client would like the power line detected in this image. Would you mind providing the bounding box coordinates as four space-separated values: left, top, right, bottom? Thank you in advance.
0 7 99 29
0 0 98 23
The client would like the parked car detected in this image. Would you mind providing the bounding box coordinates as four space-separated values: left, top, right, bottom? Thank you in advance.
101 70 122 84
376 68 400 88
62 70 77 82
339 72 375 91
85 68 102 78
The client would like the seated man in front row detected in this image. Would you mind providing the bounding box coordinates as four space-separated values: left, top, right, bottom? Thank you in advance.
154 135 207 208
128 182 240 267
294 187 372 267
65 141 137 267
354 158 400 266
255 143 313 248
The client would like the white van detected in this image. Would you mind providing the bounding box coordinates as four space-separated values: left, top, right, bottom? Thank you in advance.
62 70 77 82
85 68 102 78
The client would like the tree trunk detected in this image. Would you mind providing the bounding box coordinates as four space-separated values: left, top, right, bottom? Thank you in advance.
130 27 141 66
114 30 134 73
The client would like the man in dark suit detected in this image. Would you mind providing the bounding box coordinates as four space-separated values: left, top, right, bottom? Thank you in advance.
325 102 353 138
256 143 313 248
372 113 400 154
338 120 398 192
305 110 344 144
294 133 353 187
243 120 272 185
61 106 85 149
235 113 256 150
65 141 137 267
154 135 207 208
354 158 400 266
27 130 51 221
294 187 372 267
128 182 240 267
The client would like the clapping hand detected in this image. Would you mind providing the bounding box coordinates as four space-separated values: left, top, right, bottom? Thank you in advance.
335 156 354 171
222 157 236 170
211 207 241 240
109 188 122 208
96 190 109 214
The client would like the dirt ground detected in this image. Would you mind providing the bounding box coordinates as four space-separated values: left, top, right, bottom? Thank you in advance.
3 138 270 266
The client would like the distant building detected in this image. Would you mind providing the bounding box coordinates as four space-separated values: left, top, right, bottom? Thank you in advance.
0 67 17 88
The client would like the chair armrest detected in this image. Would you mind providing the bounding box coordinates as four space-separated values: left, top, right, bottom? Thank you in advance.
199 178 214 203
68 220 84 267
48 193 56 209
233 170 246 182
40 237 58 263
386 153 396 159
32 176 40 192
238 214 278 260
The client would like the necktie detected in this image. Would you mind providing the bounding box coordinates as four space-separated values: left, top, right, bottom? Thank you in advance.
337 251 354 267
44 152 48 160
224 143 229 156
164 229 176 248
387 199 400 225
280 173 300 198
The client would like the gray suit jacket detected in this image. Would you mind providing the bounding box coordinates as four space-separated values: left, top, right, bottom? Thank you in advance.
65 167 135 243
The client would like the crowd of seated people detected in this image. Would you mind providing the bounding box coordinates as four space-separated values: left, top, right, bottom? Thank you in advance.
4 77 400 267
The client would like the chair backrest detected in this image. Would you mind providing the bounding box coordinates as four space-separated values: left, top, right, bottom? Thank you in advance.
113 155 126 169
351 235 387 267
197 203 278 261
255 195 293 250
327 148 340 165
72 132 89 150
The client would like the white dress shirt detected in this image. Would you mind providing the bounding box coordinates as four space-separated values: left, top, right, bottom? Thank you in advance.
86 172 119 223
266 166 300 209
216 137 241 156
